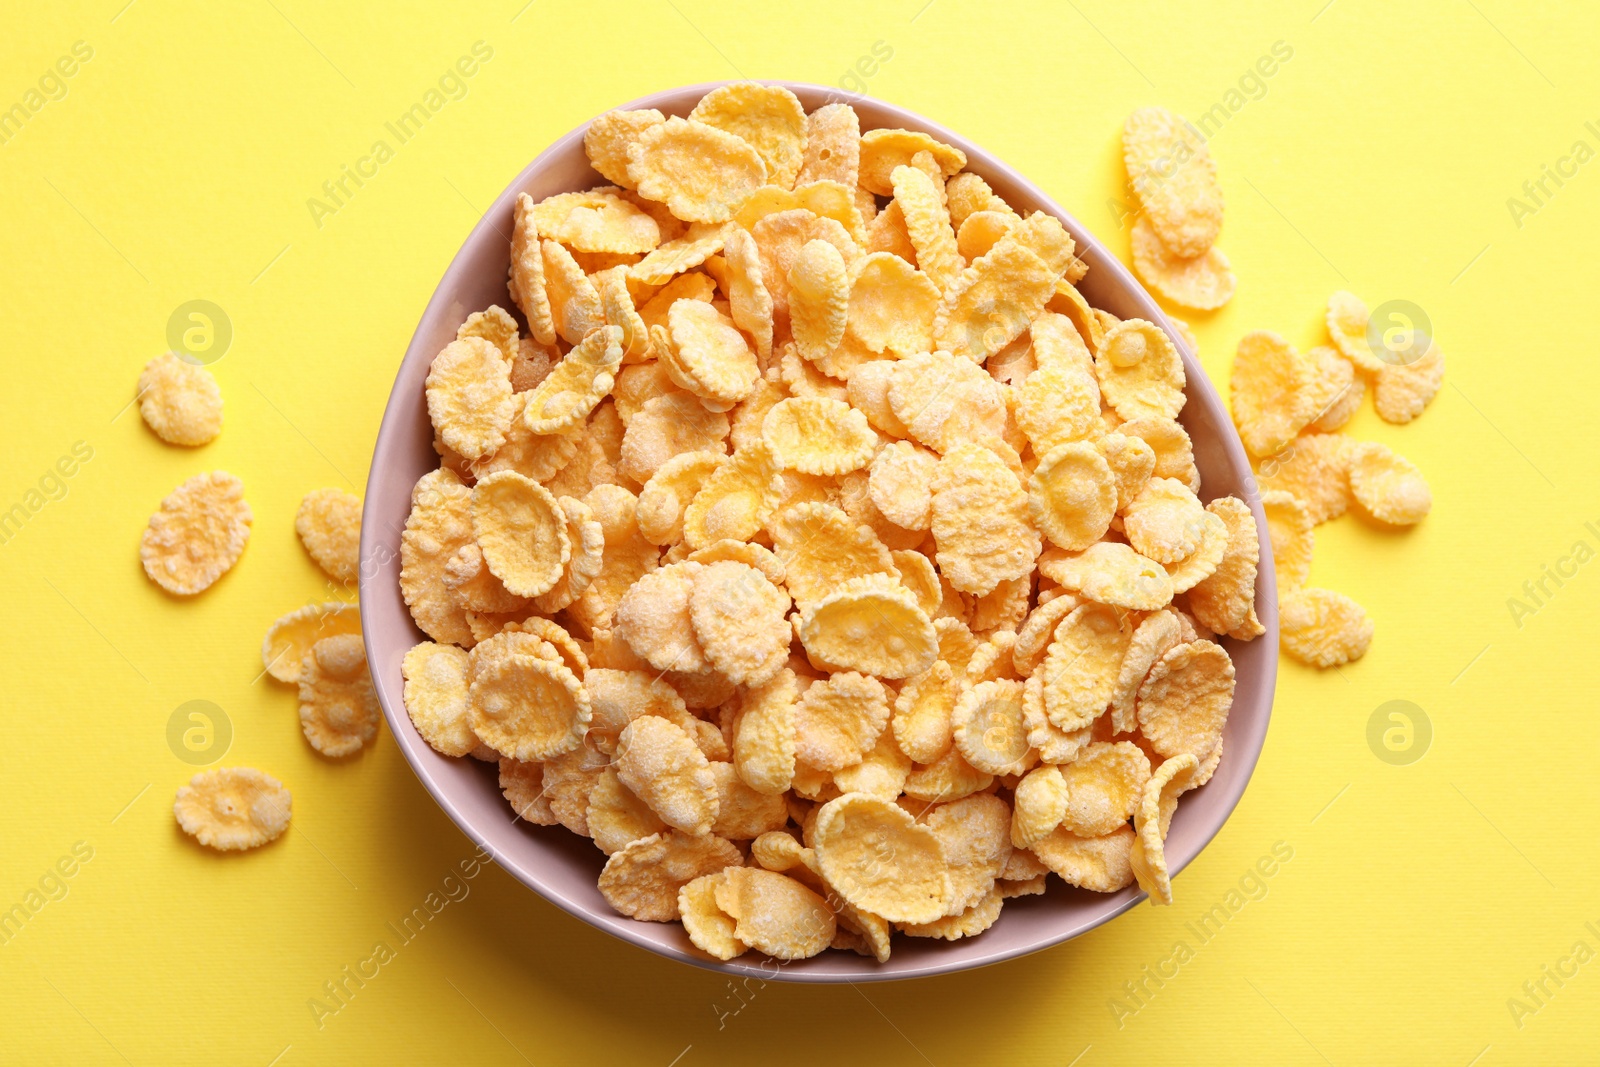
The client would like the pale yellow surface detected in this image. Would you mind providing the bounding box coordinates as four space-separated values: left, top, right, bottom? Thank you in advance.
2 1 1594 1063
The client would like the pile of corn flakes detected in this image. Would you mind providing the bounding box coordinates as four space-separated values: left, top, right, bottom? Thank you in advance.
399 83 1263 962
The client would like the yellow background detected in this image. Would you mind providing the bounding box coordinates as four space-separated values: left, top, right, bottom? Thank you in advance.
2 1 1595 1063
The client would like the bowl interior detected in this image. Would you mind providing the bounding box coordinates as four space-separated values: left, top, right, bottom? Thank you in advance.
359 81 1278 983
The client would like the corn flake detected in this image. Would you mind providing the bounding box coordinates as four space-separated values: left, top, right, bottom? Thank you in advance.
689 83 807 190
813 793 954 922
1038 602 1131 730
1279 587 1374 667
799 577 937 679
174 767 292 851
298 633 380 757
1136 639 1234 760
933 241 1057 363
1129 215 1235 311
1261 490 1314 589
140 471 252 596
599 829 741 922
628 117 768 224
137 353 223 446
1122 106 1223 259
1348 442 1431 525
931 442 1041 596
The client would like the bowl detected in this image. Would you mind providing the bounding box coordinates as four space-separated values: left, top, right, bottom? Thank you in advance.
359 81 1278 983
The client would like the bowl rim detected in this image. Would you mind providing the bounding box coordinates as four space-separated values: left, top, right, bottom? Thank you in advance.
360 79 1278 984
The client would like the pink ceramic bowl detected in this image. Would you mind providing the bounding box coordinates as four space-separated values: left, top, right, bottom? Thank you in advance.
359 81 1278 983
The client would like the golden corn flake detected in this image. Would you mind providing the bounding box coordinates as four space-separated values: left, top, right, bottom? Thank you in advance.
797 102 860 187
813 793 954 923
1016 361 1102 457
1136 639 1234 760
679 871 747 960
599 829 741 922
524 324 624 435
587 766 668 856
627 117 768 224
931 442 1041 596
1255 432 1352 525
762 397 874 477
1119 416 1199 494
689 560 791 686
793 670 891 772
689 83 807 190
614 714 717 835
1306 345 1363 432
788 239 850 361
1124 477 1207 564
1040 541 1173 611
498 758 558 825
401 641 475 756
592 267 650 363
721 226 774 360
534 495 605 613
731 668 799 797
1325 290 1383 373
1129 751 1197 905
1011 764 1068 848
1129 215 1235 311
1028 442 1116 552
1023 674 1094 765
682 440 782 549
636 450 726 544
631 223 729 287
585 108 666 189
261 602 361 684
889 350 1008 452
924 793 1012 914
615 561 710 672
470 649 589 761
532 188 660 255
890 164 960 290
956 209 1013 263
541 239 607 345
1187 496 1264 639
399 469 475 645
1011 593 1081 677
1348 442 1431 525
140 470 253 596
1095 318 1186 422
858 128 966 197
471 471 570 598
1122 106 1223 259
772 501 896 608
933 241 1057 363
174 767 291 851
137 353 223 446
1038 601 1131 730
1375 341 1445 424
1032 824 1135 893
298 633 380 757
847 252 940 357
1230 331 1316 458
1280 587 1374 667
800 578 938 679
1110 609 1182 733
665 299 758 405
868 441 938 531
832 725 913 800
1059 741 1151 837
715 866 835 960
618 392 729 485
1261 489 1314 589
292 487 362 584
900 885 1004 940
847 357 910 436
952 678 1033 776
1165 509 1228 594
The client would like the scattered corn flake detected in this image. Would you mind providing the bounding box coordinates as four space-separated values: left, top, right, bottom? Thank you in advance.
1122 106 1223 259
140 470 253 596
1326 290 1384 373
261 602 361 684
1374 341 1445 424
298 633 380 757
292 488 361 584
1306 345 1363 432
1129 215 1235 311
1348 442 1431 525
174 767 291 851
1261 490 1314 589
137 353 223 446
1255 432 1352 525
1279 587 1373 667
1231 331 1317 458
